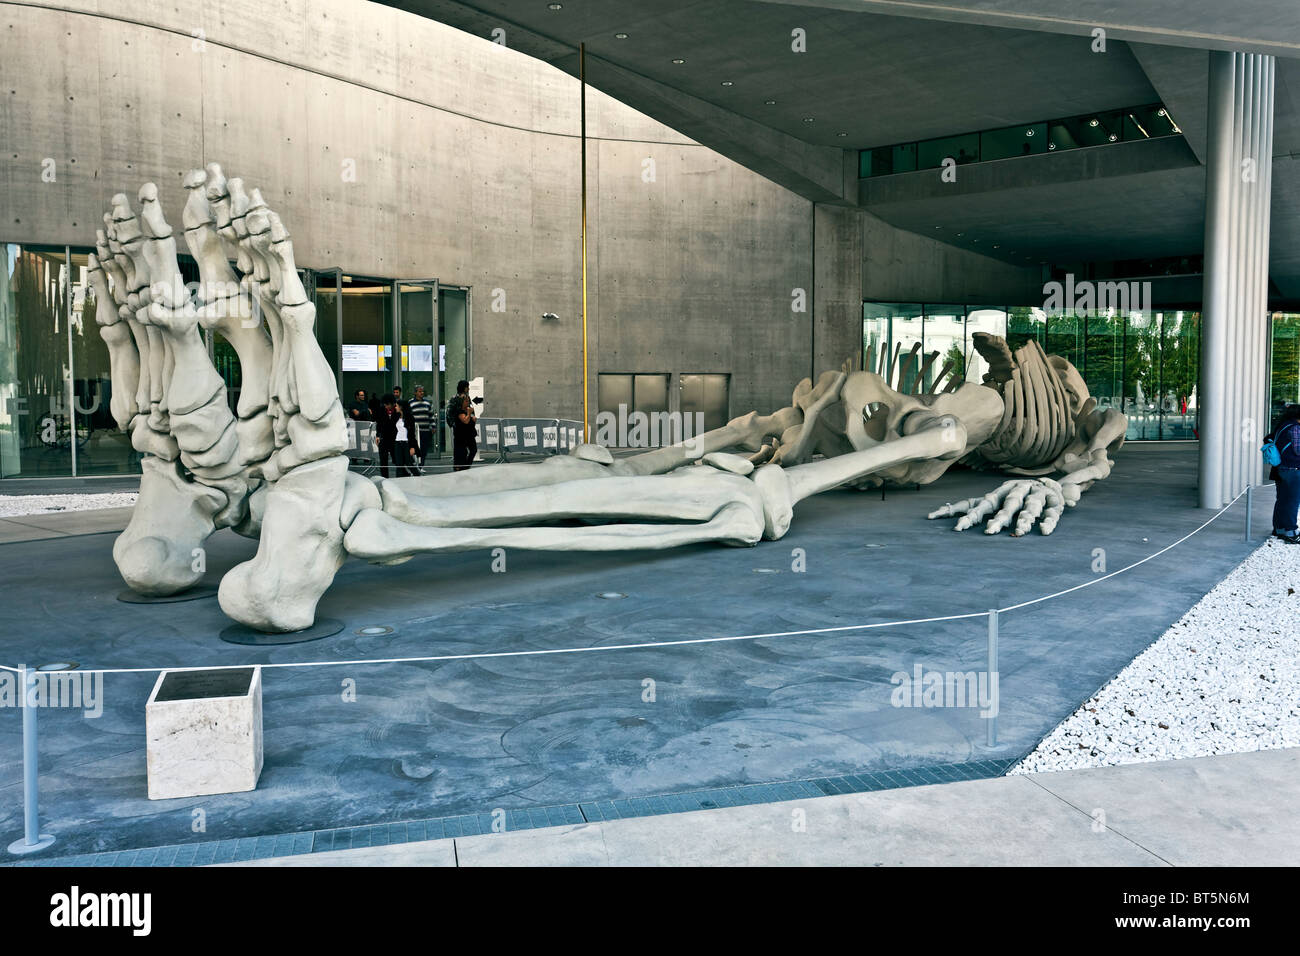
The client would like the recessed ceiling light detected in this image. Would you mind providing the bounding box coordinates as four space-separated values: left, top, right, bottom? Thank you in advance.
1157 108 1167 117
1048 143 1057 150
803 116 814 123
1088 118 1099 127
993 244 1000 249
721 80 733 86
837 131 848 137
614 32 628 39
547 2 562 9
1025 128 1034 136
1108 133 1118 141
671 57 685 64
764 99 776 105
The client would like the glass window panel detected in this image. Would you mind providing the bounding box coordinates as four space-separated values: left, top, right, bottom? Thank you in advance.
862 302 895 376
1123 310 1162 440
1270 312 1300 424
438 288 468 416
1 244 73 478
891 143 917 174
1083 312 1124 414
980 123 1048 161
340 275 393 406
1005 306 1045 354
69 249 141 475
399 283 436 398
313 271 340 392
1160 310 1200 439
917 133 979 169
923 304 965 391
864 303 923 387
966 307 1010 383
1046 313 1084 372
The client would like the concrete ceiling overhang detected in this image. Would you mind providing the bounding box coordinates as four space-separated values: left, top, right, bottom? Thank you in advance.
382 0 1300 298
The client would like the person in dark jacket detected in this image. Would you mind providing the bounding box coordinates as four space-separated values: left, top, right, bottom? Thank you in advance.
1268 404 1300 542
448 379 478 472
374 394 418 478
347 389 371 422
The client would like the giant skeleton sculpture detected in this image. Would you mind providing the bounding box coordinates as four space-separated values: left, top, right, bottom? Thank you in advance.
88 167 1127 633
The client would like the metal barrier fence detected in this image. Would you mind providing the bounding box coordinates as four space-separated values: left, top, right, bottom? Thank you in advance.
477 418 585 462
346 417 584 471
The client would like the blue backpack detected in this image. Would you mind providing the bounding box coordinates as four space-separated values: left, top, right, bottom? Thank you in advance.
1262 423 1295 467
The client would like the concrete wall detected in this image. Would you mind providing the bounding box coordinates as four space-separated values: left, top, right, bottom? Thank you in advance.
860 211 1042 306
0 0 1034 424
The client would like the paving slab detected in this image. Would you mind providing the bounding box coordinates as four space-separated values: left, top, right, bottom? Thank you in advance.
1027 747 1300 866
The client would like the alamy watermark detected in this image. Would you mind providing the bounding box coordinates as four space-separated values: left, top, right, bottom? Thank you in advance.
593 404 706 452
1042 274 1152 317
1 670 103 717
890 664 998 718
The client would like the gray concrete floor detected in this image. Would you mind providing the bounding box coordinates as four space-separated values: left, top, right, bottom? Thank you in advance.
222 747 1300 866
0 444 1278 858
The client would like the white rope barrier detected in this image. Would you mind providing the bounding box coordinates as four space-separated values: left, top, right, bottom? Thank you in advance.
0 486 1259 678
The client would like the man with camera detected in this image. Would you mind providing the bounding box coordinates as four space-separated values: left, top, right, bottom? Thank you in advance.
448 379 480 472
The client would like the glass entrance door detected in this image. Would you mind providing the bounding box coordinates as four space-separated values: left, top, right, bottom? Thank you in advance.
339 274 393 416
399 280 438 454
438 287 470 455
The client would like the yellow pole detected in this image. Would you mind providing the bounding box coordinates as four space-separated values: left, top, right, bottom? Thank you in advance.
580 42 589 442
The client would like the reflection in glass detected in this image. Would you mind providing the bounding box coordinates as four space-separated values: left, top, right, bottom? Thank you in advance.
1 245 73 478
1271 313 1300 424
71 251 138 474
399 283 437 399
1123 310 1161 440
340 276 393 405
1046 313 1084 371
923 304 965 390
439 288 469 417
966 308 1009 383
1084 312 1124 414
1160 311 1199 439
864 303 923 388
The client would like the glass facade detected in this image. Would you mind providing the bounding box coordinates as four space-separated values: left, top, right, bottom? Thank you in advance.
1 244 142 478
1 243 472 477
861 302 1249 441
859 103 1181 178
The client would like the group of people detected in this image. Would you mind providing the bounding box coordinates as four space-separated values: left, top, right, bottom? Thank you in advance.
347 379 478 477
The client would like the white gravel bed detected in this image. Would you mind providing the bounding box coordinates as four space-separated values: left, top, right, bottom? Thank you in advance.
1013 535 1300 774
0 493 138 517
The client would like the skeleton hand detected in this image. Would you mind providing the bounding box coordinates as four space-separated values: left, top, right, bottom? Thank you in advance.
928 477 1079 536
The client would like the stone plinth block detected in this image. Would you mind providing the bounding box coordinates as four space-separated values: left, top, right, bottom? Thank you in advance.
146 667 263 800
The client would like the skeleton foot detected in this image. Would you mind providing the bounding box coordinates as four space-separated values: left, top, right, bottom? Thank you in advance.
928 477 1071 536
114 457 226 594
219 456 349 631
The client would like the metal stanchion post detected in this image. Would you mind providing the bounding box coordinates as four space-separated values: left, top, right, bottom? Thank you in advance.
8 664 55 855
986 611 999 748
1245 484 1253 542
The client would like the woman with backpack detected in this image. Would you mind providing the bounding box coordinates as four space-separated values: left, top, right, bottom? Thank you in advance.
1267 404 1300 543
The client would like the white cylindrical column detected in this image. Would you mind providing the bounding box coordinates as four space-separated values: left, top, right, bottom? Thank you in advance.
1199 51 1276 509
